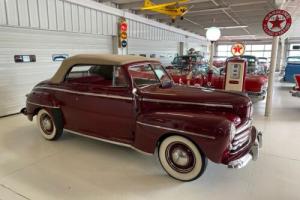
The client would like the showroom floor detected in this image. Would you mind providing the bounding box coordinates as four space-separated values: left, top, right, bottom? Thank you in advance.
0 75 299 200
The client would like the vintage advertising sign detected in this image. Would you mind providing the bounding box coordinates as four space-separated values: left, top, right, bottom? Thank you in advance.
262 9 292 37
231 43 245 56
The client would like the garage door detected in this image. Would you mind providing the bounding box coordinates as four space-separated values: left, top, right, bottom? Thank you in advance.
0 26 112 117
128 38 179 65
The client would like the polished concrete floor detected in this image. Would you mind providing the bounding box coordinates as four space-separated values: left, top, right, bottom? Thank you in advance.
0 75 300 200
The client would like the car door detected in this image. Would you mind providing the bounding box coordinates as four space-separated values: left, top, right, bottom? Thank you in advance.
57 64 135 142
86 65 135 143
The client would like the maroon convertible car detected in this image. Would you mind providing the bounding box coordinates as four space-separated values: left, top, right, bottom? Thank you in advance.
21 54 262 181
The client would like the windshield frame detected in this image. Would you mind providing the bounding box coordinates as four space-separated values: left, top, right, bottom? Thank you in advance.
127 62 173 89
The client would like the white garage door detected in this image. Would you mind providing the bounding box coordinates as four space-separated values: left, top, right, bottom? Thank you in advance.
0 26 112 117
128 38 179 66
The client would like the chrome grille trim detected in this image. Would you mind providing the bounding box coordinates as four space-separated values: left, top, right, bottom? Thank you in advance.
236 121 252 134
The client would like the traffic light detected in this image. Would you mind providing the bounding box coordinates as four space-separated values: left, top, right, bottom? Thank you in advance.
119 19 128 48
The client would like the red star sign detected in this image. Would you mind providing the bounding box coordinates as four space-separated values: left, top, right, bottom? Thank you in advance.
231 43 245 56
233 45 242 54
269 16 285 29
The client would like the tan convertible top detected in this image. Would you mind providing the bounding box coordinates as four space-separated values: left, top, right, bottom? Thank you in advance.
50 54 159 84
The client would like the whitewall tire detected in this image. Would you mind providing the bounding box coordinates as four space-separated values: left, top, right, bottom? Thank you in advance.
37 109 63 140
158 135 207 181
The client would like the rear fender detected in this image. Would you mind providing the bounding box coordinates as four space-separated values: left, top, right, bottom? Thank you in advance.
24 90 61 120
133 111 233 163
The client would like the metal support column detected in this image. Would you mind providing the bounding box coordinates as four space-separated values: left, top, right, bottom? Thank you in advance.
209 41 214 70
265 36 279 117
279 37 287 74
179 42 184 56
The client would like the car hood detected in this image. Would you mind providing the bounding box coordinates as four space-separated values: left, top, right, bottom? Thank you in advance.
139 84 251 108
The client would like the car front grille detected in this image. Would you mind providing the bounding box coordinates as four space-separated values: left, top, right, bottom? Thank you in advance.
230 121 252 154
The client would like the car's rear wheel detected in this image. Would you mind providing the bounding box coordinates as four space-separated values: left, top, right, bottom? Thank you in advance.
158 135 207 181
37 109 63 140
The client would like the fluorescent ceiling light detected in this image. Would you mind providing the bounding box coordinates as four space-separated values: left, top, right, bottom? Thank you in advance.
204 26 248 29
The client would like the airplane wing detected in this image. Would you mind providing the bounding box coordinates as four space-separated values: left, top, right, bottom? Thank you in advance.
141 0 189 10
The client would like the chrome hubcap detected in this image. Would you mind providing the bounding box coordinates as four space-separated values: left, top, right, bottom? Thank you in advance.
42 118 52 131
171 148 189 166
40 114 53 135
166 142 196 173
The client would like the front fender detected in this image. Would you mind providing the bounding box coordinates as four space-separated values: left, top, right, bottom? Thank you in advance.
134 111 233 163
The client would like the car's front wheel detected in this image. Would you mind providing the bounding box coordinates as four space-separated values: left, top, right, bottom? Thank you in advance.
158 135 207 181
37 109 63 140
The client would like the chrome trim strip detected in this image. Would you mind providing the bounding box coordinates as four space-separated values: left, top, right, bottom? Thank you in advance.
142 98 233 108
64 129 152 156
34 86 133 101
27 101 60 109
234 131 250 141
236 121 252 134
137 121 215 140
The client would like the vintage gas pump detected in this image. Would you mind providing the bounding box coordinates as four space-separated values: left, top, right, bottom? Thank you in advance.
224 43 247 92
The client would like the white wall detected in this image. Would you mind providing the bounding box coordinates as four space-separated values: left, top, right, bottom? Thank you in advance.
0 0 208 116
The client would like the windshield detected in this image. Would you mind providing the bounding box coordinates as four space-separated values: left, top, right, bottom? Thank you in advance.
287 57 300 63
128 63 172 88
258 58 267 63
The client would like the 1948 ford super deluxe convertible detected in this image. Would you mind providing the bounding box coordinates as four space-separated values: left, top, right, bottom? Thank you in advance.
21 54 262 181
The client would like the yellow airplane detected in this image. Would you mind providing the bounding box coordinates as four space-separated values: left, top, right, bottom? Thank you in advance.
141 0 191 23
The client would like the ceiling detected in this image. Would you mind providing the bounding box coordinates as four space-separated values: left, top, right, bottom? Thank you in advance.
95 0 300 41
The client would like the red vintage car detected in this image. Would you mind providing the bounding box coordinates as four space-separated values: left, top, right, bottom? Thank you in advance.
21 54 262 181
290 74 300 97
169 64 268 100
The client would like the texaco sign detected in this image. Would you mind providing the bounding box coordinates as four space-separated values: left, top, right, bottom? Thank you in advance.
231 43 245 57
262 9 292 37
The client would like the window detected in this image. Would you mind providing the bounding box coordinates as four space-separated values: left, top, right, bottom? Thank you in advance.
128 64 171 88
216 44 272 60
65 65 128 87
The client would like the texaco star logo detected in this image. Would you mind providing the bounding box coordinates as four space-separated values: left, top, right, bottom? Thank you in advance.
262 9 292 37
231 43 245 56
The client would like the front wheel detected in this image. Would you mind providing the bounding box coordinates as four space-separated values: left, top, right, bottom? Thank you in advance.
37 109 63 140
158 135 207 181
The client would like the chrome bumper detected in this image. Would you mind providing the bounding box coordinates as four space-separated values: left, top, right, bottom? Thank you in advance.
247 90 267 100
290 90 300 97
228 131 262 169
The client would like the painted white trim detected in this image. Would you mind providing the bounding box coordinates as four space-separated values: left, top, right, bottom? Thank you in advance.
34 86 133 101
137 121 216 140
64 129 152 156
142 98 233 109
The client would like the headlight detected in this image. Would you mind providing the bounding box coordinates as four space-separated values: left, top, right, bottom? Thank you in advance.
230 123 236 141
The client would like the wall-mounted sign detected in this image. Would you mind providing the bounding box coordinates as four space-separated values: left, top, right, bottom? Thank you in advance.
262 9 292 37
14 55 36 63
231 43 245 56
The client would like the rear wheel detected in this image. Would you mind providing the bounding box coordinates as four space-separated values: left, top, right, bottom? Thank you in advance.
37 109 63 140
158 135 207 181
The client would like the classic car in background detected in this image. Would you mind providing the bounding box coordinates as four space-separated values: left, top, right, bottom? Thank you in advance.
257 57 269 73
21 54 262 181
213 56 227 68
169 64 268 100
169 54 206 70
283 56 300 82
290 74 300 97
228 55 266 75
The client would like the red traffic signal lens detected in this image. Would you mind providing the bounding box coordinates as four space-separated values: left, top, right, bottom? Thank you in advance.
120 22 127 32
